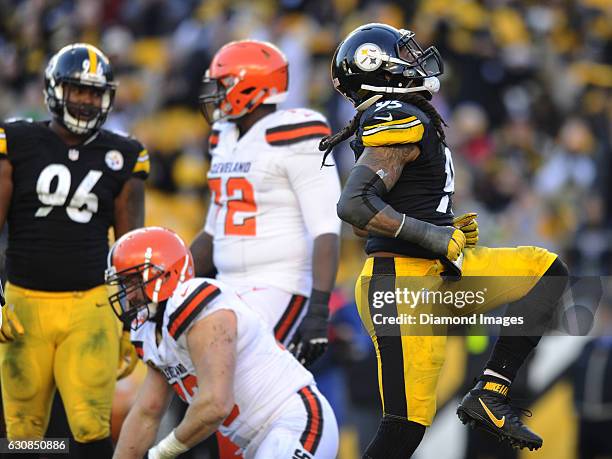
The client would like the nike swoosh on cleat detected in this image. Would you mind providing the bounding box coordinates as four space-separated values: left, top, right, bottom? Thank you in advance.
373 113 393 121
479 398 505 428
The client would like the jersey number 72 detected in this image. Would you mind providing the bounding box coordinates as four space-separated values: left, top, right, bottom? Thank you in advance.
208 177 257 236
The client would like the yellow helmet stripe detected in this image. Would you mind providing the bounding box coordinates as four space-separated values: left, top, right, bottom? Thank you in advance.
87 45 97 75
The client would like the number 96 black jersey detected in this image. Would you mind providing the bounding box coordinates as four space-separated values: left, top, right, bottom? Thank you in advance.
350 99 455 258
0 120 149 291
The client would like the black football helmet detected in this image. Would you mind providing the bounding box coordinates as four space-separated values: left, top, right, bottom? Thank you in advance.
44 43 117 135
331 23 443 107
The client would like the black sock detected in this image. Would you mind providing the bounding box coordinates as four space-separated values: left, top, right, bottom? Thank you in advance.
363 415 426 459
485 257 569 381
74 437 113 459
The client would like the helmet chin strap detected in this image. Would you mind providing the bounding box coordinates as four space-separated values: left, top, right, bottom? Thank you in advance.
361 76 440 96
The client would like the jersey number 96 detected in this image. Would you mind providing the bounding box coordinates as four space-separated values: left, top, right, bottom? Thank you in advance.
35 164 102 223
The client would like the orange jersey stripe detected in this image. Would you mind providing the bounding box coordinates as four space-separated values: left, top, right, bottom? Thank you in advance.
301 387 322 452
275 296 306 342
222 404 241 427
265 125 331 143
132 341 144 358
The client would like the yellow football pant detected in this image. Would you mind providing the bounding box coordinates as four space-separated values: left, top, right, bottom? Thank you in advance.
355 246 558 426
0 282 118 442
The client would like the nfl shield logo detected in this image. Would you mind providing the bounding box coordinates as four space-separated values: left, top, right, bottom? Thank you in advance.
68 149 79 161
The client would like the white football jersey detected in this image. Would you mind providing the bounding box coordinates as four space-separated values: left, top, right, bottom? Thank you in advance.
204 108 341 295
131 278 314 450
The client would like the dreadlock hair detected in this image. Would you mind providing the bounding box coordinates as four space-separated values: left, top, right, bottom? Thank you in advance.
319 110 363 167
319 93 447 167
404 93 448 144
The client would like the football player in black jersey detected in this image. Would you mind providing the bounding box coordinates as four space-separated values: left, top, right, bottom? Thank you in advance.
323 24 569 457
0 43 149 458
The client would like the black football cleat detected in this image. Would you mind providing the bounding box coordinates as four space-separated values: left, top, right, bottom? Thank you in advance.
457 376 543 451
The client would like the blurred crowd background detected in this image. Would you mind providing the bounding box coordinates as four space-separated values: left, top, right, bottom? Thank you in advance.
0 0 611 458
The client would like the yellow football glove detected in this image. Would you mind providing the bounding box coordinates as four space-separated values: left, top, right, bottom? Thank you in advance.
117 331 138 380
446 228 466 261
0 305 24 343
453 212 479 247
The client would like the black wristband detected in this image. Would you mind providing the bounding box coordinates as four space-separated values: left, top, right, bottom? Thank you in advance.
309 289 331 306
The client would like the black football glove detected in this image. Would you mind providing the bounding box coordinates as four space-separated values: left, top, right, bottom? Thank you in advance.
287 290 330 368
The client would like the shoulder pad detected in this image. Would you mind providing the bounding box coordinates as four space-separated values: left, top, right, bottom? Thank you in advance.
107 128 132 138
166 280 222 340
103 129 145 149
3 117 34 124
360 100 426 147
102 130 149 178
0 119 44 157
265 109 330 147
209 129 220 150
208 121 234 153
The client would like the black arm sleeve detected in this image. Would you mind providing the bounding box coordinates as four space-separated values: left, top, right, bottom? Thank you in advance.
336 165 454 256
337 165 387 229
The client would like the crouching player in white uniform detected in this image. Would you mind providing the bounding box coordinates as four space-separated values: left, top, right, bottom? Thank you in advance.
106 227 339 459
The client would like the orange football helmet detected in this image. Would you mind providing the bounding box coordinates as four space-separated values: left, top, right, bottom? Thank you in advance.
199 40 288 123
105 227 194 327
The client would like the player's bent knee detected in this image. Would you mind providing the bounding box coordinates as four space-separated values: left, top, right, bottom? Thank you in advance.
544 256 569 277
7 416 46 440
516 245 553 261
68 410 111 443
515 246 560 276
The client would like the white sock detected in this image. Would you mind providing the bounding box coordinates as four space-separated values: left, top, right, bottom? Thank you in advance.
483 369 511 384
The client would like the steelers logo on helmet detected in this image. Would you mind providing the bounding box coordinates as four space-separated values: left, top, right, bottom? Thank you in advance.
331 24 445 106
354 43 383 72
